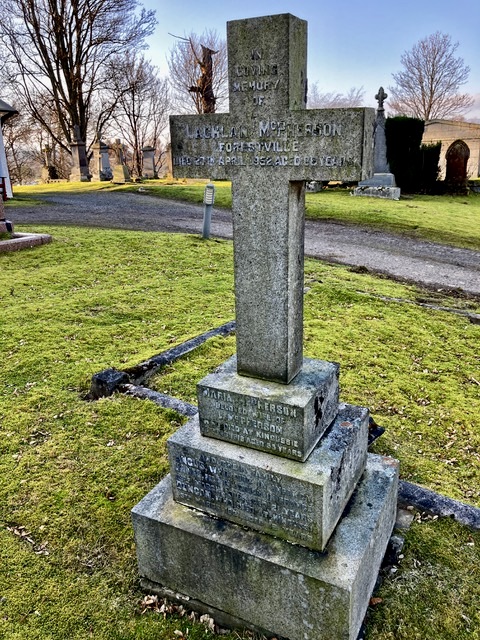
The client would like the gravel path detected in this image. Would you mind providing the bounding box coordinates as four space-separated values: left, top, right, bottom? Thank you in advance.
11 190 480 296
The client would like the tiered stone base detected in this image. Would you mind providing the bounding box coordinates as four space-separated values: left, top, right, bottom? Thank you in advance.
132 454 398 640
168 405 368 551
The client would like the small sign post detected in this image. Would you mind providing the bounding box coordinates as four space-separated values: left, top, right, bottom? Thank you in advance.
202 182 215 239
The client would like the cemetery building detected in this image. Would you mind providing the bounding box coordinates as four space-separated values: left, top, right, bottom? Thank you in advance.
422 119 480 182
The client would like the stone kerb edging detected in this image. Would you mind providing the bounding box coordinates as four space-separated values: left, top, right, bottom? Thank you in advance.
0 232 52 253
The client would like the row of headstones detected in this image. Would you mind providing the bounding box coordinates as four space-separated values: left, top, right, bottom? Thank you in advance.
43 138 158 183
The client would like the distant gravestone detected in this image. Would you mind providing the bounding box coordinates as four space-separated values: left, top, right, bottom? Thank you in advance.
69 125 91 182
446 139 470 188
354 86 400 199
91 138 112 181
41 146 59 182
133 15 398 640
111 139 131 183
142 146 157 178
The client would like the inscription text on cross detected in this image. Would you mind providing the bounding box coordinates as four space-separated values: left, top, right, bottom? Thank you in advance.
170 14 374 384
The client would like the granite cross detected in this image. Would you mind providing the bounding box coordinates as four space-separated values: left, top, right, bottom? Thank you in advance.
170 13 374 384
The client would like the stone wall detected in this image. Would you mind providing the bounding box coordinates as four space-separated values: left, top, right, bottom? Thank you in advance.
422 119 480 179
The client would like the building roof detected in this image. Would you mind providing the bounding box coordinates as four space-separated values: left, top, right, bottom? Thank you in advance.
0 99 19 123
425 119 480 131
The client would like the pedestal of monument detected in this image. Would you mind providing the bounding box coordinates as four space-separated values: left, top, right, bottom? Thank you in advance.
132 14 398 640
133 364 398 640
69 137 91 182
134 453 397 640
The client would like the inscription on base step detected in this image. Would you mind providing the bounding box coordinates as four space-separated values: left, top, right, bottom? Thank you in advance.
173 452 315 541
167 404 370 550
200 390 303 458
197 356 340 461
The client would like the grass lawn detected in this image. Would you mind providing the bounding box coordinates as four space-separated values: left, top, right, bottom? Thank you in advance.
9 179 480 251
1 224 479 639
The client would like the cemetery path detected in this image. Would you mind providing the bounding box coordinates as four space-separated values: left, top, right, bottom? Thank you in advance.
13 190 480 296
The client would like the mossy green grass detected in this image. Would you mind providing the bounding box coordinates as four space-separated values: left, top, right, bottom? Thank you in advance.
1 225 479 639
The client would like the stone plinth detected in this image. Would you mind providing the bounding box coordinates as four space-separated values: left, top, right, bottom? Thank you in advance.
197 356 339 461
353 184 401 200
359 172 396 187
168 404 368 550
132 454 399 640
69 140 91 182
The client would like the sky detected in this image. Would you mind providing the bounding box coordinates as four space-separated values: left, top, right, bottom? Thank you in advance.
141 0 480 121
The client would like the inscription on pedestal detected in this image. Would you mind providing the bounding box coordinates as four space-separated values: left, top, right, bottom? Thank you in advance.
168 405 369 550
174 452 315 541
197 356 339 461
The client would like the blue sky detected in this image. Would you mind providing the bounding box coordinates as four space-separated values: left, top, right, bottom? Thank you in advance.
142 0 480 121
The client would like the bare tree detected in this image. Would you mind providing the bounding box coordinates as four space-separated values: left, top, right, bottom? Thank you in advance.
168 29 228 114
307 84 365 109
388 32 473 121
105 53 170 177
0 0 156 153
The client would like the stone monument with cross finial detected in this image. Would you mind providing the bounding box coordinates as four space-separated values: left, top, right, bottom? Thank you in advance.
354 85 401 199
132 15 399 640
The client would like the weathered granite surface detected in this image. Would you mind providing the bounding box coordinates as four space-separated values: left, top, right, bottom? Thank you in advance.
197 356 339 461
170 13 374 384
168 404 369 550
132 15 398 640
132 454 399 640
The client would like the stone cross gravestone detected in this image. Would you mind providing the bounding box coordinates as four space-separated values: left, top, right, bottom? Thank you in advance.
170 16 373 384
133 15 399 640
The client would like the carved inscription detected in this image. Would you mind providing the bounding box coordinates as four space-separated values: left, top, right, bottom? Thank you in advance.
199 387 304 458
172 118 353 171
231 50 280 105
172 451 317 541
